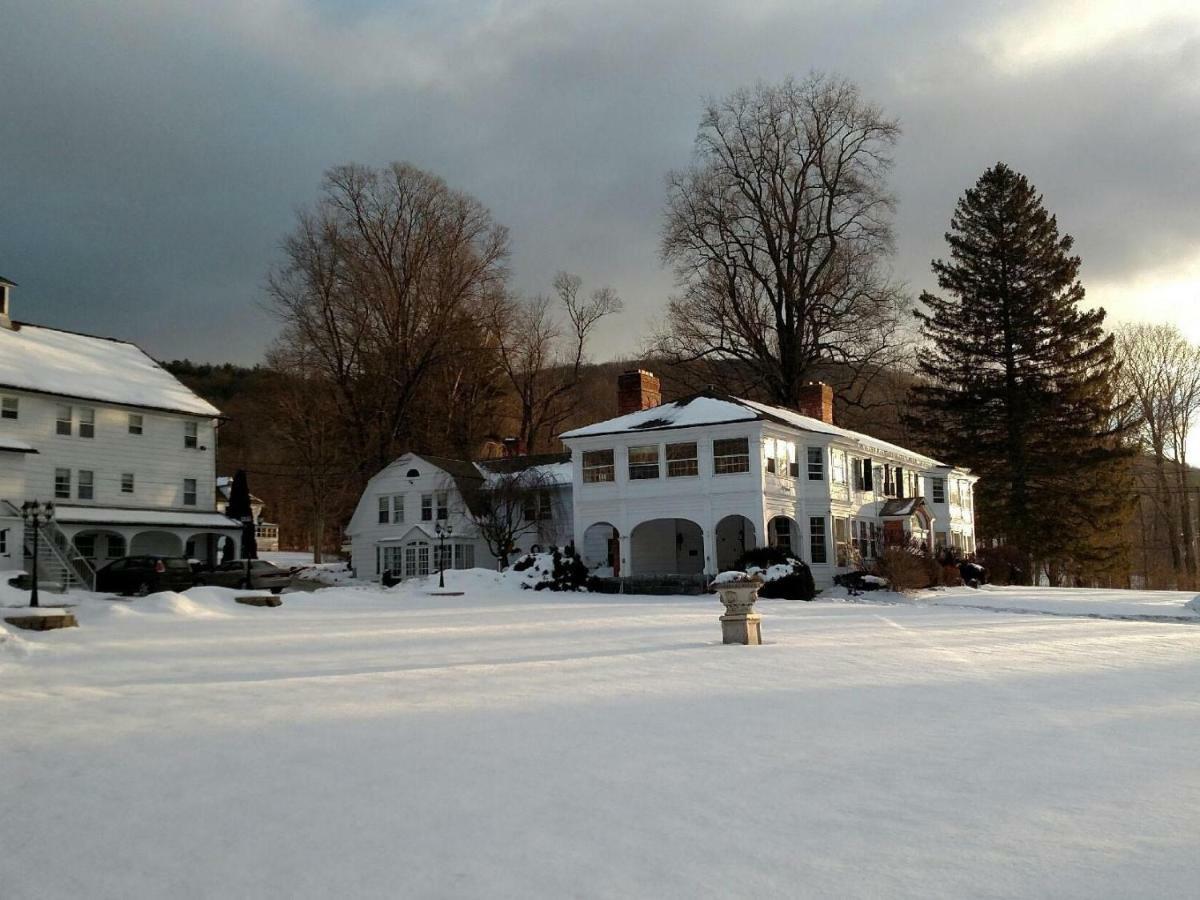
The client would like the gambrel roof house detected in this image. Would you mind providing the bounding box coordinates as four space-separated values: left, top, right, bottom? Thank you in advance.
0 280 241 588
560 371 977 587
347 451 572 581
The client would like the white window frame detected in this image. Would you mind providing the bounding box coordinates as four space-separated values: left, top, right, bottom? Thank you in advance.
453 543 475 570
421 494 433 522
628 445 660 480
807 447 824 481
1 396 17 420
56 405 72 436
809 516 827 565
932 477 946 504
582 449 616 484
79 407 95 439
183 478 197 506
121 473 135 494
666 442 699 477
392 495 405 524
378 496 390 524
712 437 750 475
78 469 94 500
55 468 71 499
128 413 144 435
184 421 199 449
436 491 449 521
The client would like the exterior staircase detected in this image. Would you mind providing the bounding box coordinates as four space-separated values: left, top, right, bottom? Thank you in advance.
2 501 96 592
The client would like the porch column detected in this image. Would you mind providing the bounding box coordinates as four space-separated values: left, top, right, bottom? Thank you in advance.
617 532 631 578
702 527 716 576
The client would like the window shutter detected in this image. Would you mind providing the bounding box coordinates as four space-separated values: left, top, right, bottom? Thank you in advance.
862 458 873 491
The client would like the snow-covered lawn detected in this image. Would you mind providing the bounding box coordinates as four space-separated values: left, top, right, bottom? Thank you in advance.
2 575 1199 898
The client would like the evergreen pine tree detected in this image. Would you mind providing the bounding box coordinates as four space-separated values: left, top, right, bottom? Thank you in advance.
909 163 1132 584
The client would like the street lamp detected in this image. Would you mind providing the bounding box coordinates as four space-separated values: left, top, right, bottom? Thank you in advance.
435 521 453 589
19 500 55 608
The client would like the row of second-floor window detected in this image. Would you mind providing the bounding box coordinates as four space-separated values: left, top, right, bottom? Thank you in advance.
53 469 199 505
772 516 872 567
377 491 450 524
1 396 202 447
582 438 751 483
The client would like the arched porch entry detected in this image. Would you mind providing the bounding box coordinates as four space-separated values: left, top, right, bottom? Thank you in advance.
630 518 704 576
767 516 799 555
130 531 184 557
71 529 126 566
185 532 237 566
581 522 620 576
715 515 757 571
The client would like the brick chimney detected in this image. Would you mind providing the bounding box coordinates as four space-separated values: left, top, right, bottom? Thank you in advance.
501 436 527 457
617 369 662 415
797 381 834 424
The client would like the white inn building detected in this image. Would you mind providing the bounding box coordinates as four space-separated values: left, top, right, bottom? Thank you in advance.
560 371 977 587
0 278 241 587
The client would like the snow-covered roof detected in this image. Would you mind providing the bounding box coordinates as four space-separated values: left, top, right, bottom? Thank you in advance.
0 437 37 453
0 323 220 417
477 453 572 487
52 506 242 529
561 392 944 468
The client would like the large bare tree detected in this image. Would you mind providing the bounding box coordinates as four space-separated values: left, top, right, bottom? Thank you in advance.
266 162 509 477
492 272 622 452
465 467 557 568
656 74 906 408
1117 323 1200 586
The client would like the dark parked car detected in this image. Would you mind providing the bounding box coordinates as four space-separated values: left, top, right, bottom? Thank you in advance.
193 559 294 594
95 556 196 596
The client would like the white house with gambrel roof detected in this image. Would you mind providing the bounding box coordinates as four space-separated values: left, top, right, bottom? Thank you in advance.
560 371 977 587
0 279 241 587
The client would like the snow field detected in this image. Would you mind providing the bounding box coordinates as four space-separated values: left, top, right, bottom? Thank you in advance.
1 574 1198 898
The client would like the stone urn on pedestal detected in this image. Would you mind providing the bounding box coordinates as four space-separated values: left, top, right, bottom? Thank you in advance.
711 572 764 645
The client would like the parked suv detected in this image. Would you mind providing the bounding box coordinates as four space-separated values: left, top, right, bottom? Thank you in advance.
193 559 294 594
95 556 196 596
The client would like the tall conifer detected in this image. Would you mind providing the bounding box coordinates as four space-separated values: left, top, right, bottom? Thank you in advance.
910 163 1131 583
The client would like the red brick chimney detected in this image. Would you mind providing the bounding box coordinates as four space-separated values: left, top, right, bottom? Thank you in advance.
501 437 527 457
797 381 834 424
617 369 662 415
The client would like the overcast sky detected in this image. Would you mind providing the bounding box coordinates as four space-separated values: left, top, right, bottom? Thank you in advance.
2 0 1198 364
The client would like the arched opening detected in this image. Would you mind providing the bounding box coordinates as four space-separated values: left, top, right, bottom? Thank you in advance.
130 531 184 557
715 515 757 571
185 532 237 566
767 516 799 555
72 530 127 565
630 518 704 576
581 522 620 576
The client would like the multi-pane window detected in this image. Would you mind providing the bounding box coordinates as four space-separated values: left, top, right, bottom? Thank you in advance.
56 405 72 436
763 438 796 477
128 414 144 435
434 543 453 572
0 529 7 555
454 543 475 570
79 408 95 439
831 449 847 485
712 437 750 475
1 397 17 419
78 470 94 500
809 516 827 564
184 421 198 449
183 478 197 506
404 541 430 577
382 545 404 574
436 492 449 520
666 442 698 477
773 517 792 551
378 496 390 524
392 495 405 524
628 445 660 480
834 517 850 566
582 449 615 483
523 490 553 522
121 473 135 494
421 494 433 521
807 447 824 481
55 468 71 499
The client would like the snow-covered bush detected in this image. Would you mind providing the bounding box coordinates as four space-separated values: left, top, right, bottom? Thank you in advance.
506 545 590 591
833 571 887 592
732 547 817 600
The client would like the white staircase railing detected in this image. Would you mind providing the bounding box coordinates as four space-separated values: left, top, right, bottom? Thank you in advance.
4 501 97 592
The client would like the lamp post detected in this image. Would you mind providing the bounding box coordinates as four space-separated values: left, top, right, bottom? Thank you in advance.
19 500 55 608
435 521 453 589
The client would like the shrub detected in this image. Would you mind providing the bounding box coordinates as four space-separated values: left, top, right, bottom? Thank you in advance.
833 571 887 592
872 539 941 592
732 546 818 601
508 544 591 591
974 544 1024 585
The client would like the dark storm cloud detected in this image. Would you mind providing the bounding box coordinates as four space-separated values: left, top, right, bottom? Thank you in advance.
1 1 1197 363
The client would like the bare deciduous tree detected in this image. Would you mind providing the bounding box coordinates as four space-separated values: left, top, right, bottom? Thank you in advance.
465 467 556 568
493 272 621 452
1116 323 1200 586
655 73 907 408
266 162 509 477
